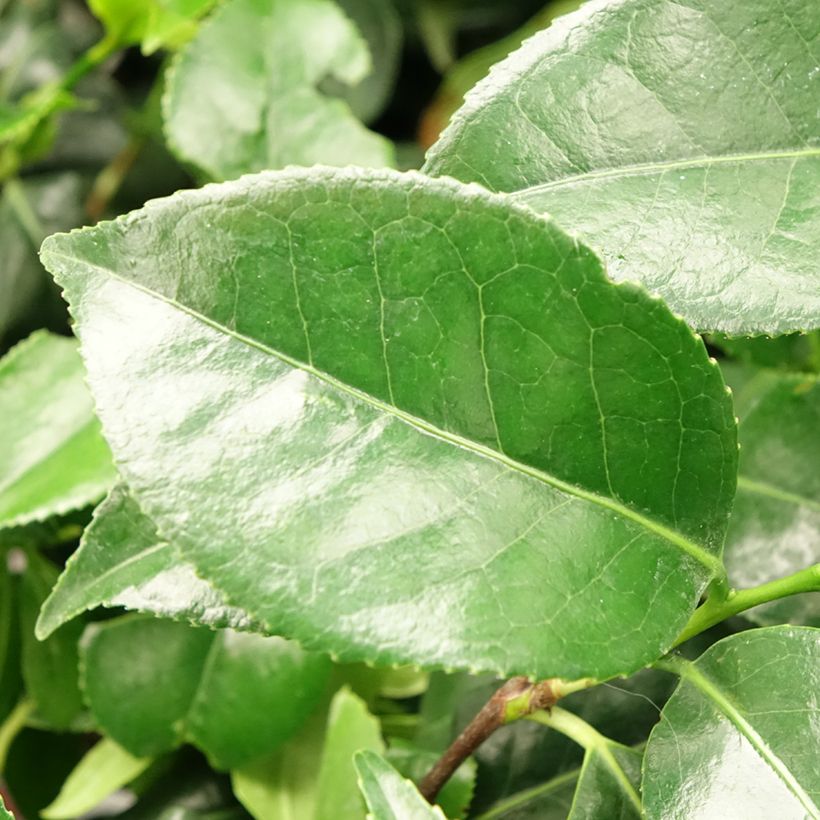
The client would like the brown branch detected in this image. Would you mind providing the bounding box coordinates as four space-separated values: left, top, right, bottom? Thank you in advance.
419 677 562 804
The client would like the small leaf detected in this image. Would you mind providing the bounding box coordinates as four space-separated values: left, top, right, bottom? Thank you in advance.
41 167 737 681
643 626 820 818
355 750 445 819
0 795 13 819
424 0 820 335
163 0 394 180
0 331 116 531
567 743 642 820
80 615 331 768
315 687 385 820
41 738 152 820
723 373 820 626
36 484 262 640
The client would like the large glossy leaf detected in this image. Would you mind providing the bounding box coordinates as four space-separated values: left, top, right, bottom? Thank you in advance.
80 616 331 768
643 626 820 819
41 167 736 680
722 372 820 626
424 0 820 335
163 0 394 180
36 484 261 639
0 331 115 533
354 750 445 820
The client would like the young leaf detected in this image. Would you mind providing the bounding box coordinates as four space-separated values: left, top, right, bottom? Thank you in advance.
643 626 820 818
0 795 12 820
41 738 152 820
41 167 736 681
355 750 445 819
80 615 331 768
424 0 820 335
315 687 385 820
0 331 116 532
36 483 262 640
163 0 394 180
723 372 820 626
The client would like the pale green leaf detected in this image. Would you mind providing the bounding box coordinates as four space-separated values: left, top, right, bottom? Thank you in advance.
424 0 820 335
355 750 445 820
41 167 736 680
41 737 152 820
36 483 262 640
644 626 820 819
80 616 331 768
163 0 394 180
0 331 116 532
0 795 12 819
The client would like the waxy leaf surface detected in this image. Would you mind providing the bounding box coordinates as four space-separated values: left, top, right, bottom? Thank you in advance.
723 373 820 626
163 0 393 180
567 742 641 819
643 626 820 819
80 616 331 768
424 0 820 334
42 167 736 680
0 331 115 532
37 484 261 639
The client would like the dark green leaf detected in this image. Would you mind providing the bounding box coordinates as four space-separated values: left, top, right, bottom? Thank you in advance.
163 0 394 180
80 615 331 768
41 167 736 680
0 558 22 723
424 0 820 335
643 626 820 818
354 750 445 819
723 373 820 626
37 484 263 639
0 331 116 532
471 770 579 820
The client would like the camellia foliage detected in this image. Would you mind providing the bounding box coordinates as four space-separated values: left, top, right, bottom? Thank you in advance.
0 0 818 818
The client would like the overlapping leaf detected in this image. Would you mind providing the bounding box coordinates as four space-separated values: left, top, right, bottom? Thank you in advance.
643 627 820 818
163 0 394 180
424 0 820 335
41 167 736 680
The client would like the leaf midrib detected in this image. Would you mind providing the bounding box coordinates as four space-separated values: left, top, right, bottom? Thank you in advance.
682 662 820 818
46 249 724 576
737 476 820 513
516 146 820 197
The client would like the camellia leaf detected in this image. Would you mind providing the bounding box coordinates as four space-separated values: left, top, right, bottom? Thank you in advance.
722 372 820 626
0 331 116 532
162 0 394 181
643 626 820 818
355 750 445 820
80 615 331 768
424 0 820 335
0 795 12 820
41 738 152 820
41 167 736 681
36 483 262 640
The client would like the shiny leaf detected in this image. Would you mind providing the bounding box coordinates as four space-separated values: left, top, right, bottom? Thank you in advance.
41 738 152 820
567 743 641 820
0 331 115 532
643 626 820 819
36 484 262 640
80 615 331 768
355 750 445 820
424 0 820 335
723 372 820 626
41 167 736 681
0 796 12 820
163 0 394 180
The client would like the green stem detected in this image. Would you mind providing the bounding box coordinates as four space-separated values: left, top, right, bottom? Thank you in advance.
59 32 121 92
4 176 45 246
527 707 642 813
674 563 820 647
0 698 33 774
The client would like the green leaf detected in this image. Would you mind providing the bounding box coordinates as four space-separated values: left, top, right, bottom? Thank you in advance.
424 0 820 335
315 687 385 820
80 615 331 768
36 483 263 639
41 167 736 681
723 373 820 626
644 627 820 818
712 332 820 374
0 558 22 724
0 330 116 532
41 738 152 820
162 0 394 181
355 750 445 819
471 769 579 820
567 743 641 819
19 551 83 729
0 797 11 819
